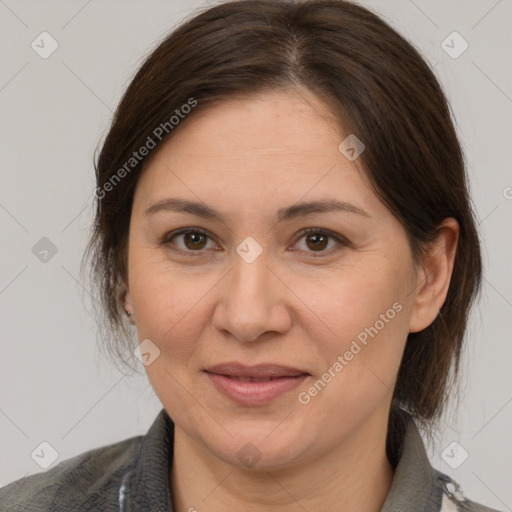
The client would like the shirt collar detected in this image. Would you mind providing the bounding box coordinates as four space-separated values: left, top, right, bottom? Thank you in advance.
123 408 443 512
123 408 174 511
380 412 443 512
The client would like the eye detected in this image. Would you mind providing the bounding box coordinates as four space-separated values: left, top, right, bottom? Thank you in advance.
292 228 349 257
161 228 217 255
160 227 350 258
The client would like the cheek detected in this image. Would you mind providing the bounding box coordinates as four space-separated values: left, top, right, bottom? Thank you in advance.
294 257 408 350
130 269 214 415
129 258 216 362
293 258 410 406
322 307 407 397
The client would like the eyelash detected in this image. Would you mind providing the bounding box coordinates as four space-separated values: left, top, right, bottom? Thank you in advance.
159 227 350 258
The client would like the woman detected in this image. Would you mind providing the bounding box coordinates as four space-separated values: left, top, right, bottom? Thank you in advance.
0 0 501 511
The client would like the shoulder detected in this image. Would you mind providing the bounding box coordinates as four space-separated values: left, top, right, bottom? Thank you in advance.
387 410 503 512
433 469 504 512
0 434 144 512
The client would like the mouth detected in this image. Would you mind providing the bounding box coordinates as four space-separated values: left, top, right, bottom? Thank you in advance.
204 363 310 406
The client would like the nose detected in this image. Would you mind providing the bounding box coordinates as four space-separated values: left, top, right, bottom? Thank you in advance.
212 256 292 343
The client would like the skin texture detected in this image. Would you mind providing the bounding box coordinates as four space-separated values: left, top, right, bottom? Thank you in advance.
124 87 459 512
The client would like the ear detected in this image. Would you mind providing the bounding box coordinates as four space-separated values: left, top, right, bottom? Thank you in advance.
124 290 133 312
124 290 135 323
408 218 459 333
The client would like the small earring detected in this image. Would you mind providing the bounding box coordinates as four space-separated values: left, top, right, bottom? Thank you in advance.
126 309 134 317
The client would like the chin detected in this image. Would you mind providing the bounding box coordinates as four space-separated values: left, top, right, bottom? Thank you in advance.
196 415 316 471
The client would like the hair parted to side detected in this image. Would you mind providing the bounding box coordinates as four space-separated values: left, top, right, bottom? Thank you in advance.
82 0 482 459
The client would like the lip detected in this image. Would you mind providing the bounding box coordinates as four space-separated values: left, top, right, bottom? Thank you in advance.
204 363 310 406
205 362 308 378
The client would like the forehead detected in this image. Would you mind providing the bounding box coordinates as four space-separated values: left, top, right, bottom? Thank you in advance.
133 89 384 221
161 88 343 157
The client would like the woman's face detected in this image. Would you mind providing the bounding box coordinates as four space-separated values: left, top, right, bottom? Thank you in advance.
125 88 430 469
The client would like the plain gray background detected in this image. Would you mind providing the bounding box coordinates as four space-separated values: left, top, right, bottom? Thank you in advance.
0 0 511 509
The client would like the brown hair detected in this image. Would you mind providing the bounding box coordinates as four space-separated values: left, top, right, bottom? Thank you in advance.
82 0 482 457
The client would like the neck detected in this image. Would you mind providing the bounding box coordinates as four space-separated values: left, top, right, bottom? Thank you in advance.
170 414 394 512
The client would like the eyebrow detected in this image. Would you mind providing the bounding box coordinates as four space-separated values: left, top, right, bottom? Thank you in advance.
143 197 370 223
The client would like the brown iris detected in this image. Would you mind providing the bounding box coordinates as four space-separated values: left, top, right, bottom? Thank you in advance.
305 233 328 251
184 232 208 250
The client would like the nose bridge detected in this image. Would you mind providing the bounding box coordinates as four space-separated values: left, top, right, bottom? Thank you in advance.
213 252 289 342
231 254 270 302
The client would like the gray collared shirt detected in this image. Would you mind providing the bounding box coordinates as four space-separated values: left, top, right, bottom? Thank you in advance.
0 408 502 511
